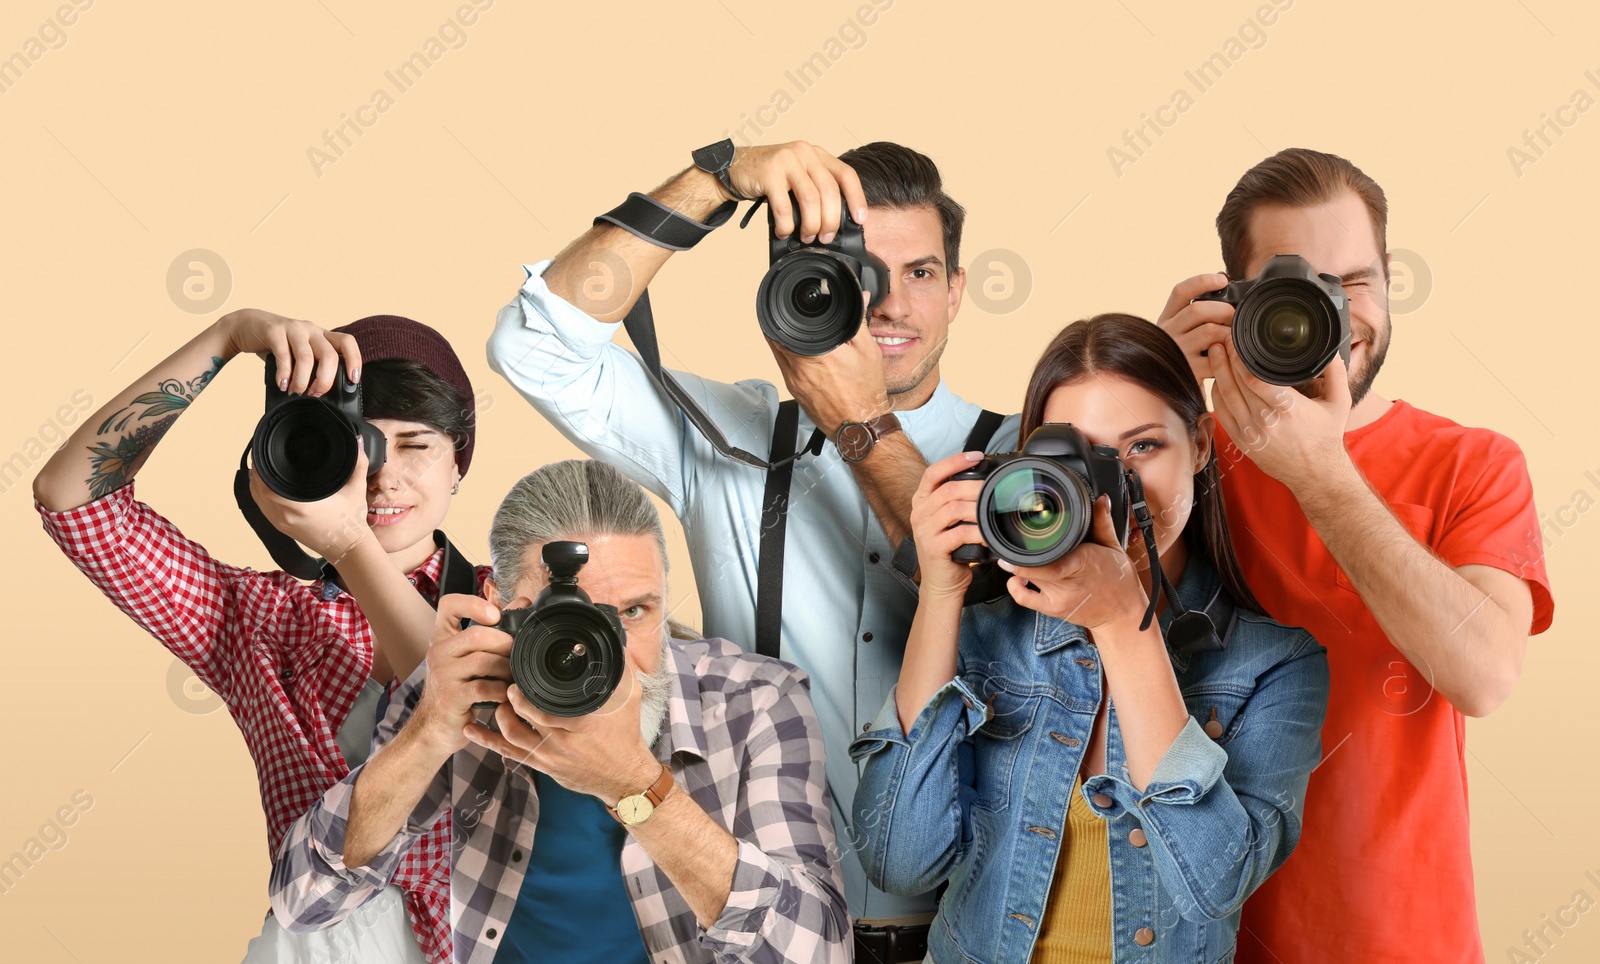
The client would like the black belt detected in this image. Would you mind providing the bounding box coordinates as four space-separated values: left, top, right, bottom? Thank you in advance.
853 921 930 963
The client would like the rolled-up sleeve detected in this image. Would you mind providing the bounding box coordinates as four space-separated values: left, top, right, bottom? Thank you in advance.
699 668 850 963
268 660 448 931
486 260 778 515
1082 630 1329 922
848 676 990 898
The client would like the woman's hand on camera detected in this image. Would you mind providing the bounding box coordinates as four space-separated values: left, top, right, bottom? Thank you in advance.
409 593 514 757
248 443 373 563
219 308 362 397
999 494 1149 632
720 141 868 245
910 451 989 600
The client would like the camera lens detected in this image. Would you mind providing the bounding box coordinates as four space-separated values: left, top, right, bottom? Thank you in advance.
509 601 625 717
981 460 1093 565
252 399 359 502
757 251 865 356
790 277 834 318
1233 279 1346 386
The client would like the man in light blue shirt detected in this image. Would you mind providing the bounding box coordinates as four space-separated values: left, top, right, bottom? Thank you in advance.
486 138 1018 959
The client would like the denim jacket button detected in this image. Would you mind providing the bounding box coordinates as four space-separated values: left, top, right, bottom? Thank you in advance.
1204 719 1225 739
1128 827 1148 848
1091 792 1114 809
1134 927 1155 946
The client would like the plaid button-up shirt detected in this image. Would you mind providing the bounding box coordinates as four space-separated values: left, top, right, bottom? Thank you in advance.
37 483 478 964
270 633 851 964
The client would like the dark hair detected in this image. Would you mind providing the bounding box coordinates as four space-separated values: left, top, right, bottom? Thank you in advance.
1216 147 1388 281
1019 313 1263 615
838 141 965 273
359 359 473 458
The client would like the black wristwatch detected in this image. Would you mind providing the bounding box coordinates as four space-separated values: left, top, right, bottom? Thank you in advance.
691 138 750 201
835 413 903 463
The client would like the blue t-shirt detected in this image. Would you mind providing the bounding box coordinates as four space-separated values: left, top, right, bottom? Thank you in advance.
492 772 651 963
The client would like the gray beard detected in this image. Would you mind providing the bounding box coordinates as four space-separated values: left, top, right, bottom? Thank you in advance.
636 638 674 749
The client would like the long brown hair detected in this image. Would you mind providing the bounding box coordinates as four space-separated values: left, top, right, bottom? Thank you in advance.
1019 313 1263 615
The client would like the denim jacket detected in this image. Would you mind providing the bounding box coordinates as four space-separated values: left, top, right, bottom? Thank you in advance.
849 554 1329 964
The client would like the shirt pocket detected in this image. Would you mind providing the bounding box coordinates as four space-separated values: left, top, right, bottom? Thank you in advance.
963 673 1040 814
1180 685 1250 748
1334 502 1435 594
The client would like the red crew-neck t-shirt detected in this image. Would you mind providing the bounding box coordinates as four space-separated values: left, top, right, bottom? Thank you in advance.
1223 400 1554 964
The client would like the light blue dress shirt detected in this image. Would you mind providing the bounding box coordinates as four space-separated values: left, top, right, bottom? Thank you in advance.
487 260 1019 922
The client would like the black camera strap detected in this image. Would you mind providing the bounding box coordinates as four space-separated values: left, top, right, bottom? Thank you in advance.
597 194 822 472
234 444 327 581
1125 470 1223 654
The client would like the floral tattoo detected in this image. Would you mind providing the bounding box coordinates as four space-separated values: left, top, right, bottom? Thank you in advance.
86 357 223 498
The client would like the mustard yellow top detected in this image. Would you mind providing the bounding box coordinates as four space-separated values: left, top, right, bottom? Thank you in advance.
1031 773 1113 963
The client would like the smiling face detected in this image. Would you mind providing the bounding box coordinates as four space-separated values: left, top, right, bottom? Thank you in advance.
1040 374 1213 574
861 205 965 406
1242 189 1392 406
364 418 459 568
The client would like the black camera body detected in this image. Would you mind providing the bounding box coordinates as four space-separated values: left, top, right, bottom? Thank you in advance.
251 357 387 502
485 541 628 718
1194 254 1351 386
755 198 890 356
950 424 1131 568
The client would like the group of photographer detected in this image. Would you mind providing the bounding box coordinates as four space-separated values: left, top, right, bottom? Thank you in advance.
34 137 1554 964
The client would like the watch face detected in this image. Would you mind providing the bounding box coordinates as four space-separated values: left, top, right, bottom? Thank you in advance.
618 795 654 825
836 422 873 462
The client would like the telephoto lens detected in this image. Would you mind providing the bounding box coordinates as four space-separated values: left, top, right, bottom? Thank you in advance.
755 199 889 356
499 541 627 718
250 357 387 501
1194 254 1351 386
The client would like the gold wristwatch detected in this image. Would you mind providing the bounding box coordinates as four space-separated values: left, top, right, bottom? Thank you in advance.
611 763 674 826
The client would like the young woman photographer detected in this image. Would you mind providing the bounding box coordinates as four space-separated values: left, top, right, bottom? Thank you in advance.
34 309 485 964
849 314 1329 963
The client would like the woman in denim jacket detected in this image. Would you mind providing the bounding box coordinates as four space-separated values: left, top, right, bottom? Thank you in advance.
850 315 1329 963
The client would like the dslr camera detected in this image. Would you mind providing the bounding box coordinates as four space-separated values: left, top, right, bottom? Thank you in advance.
755 197 890 356
481 541 628 718
951 424 1131 568
250 356 387 502
1194 254 1350 386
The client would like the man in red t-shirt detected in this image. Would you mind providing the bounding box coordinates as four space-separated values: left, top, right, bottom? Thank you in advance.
1158 149 1555 964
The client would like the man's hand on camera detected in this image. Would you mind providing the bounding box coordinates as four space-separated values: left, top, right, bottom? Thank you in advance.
219 308 362 396
1156 274 1234 384
464 645 661 807
1209 338 1353 492
248 445 373 565
770 298 891 437
408 593 513 758
711 141 869 244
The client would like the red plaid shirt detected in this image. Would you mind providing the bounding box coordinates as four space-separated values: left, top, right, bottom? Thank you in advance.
37 482 484 964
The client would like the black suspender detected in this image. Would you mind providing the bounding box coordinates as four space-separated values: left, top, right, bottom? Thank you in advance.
963 409 1005 454
757 406 1008 659
754 400 823 659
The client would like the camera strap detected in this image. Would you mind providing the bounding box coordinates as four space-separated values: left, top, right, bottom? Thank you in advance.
1125 470 1223 654
597 195 822 472
233 444 327 581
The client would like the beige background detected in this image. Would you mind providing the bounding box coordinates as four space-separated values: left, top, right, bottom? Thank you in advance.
2 0 1595 960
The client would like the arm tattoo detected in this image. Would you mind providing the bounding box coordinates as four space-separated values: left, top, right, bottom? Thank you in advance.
85 357 223 498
